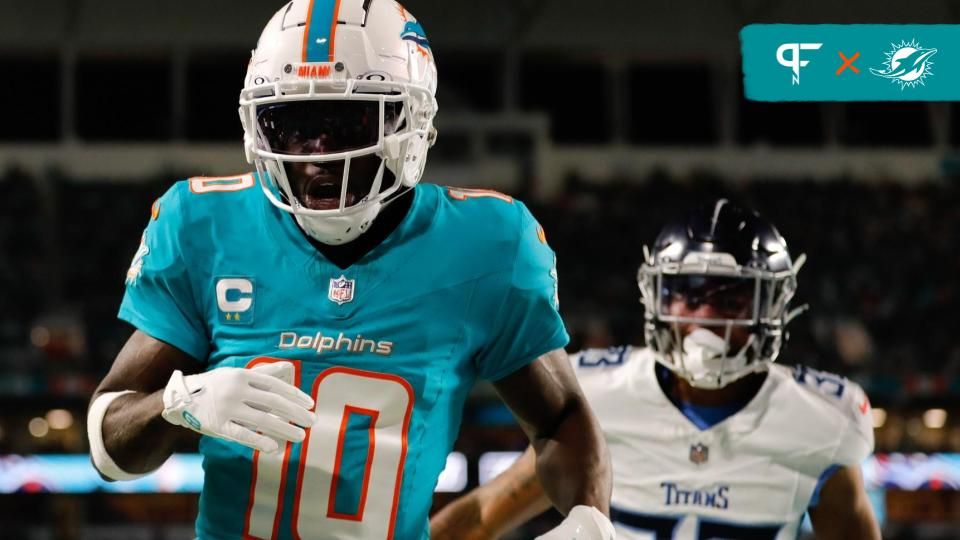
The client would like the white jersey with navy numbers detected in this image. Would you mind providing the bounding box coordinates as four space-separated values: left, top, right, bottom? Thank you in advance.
570 346 874 540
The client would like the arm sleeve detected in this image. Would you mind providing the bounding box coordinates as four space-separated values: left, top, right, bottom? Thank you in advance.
474 203 569 381
118 184 209 362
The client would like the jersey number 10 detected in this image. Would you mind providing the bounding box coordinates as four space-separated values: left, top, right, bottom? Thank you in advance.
243 358 414 540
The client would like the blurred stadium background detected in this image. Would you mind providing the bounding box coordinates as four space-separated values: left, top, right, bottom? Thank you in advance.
2 0 960 538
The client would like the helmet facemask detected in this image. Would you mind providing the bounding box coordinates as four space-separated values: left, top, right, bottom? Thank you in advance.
638 250 807 389
239 77 437 245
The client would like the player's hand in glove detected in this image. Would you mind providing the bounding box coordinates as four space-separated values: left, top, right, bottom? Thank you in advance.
161 361 316 453
536 505 615 540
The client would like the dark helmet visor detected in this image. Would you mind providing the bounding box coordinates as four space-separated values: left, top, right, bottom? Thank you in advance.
257 100 400 155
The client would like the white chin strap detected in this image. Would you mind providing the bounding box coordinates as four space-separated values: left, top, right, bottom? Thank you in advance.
292 200 382 246
673 328 760 389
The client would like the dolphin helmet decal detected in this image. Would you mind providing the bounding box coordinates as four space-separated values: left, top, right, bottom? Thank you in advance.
401 21 430 49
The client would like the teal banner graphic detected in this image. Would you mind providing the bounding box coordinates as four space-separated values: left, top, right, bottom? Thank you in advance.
741 24 958 101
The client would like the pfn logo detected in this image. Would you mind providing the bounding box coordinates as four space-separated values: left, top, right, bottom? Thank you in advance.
776 42 823 85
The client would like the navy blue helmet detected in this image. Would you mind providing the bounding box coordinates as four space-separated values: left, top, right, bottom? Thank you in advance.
637 199 806 388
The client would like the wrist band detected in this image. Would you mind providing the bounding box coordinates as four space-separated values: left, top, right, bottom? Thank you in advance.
87 390 150 481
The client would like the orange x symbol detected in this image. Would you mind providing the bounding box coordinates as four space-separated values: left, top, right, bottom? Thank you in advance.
836 51 860 75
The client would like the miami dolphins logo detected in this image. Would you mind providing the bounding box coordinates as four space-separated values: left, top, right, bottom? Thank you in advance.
401 21 430 50
870 39 937 89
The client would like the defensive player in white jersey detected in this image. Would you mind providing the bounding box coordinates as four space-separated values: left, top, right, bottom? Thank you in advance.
432 200 880 540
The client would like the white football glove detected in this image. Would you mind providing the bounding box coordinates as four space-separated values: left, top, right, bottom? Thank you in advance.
536 505 615 540
161 362 316 454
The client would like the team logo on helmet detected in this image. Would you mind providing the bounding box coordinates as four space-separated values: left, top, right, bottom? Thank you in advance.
400 21 430 49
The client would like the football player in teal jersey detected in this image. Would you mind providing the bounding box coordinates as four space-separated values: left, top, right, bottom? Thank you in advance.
86 1 613 539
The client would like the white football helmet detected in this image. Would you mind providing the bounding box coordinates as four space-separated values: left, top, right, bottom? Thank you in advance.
239 0 438 245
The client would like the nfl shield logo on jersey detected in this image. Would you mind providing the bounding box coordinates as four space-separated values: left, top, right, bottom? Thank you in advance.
328 275 355 305
689 442 709 465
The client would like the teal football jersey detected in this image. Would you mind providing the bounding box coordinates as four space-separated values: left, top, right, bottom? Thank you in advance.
118 175 568 540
